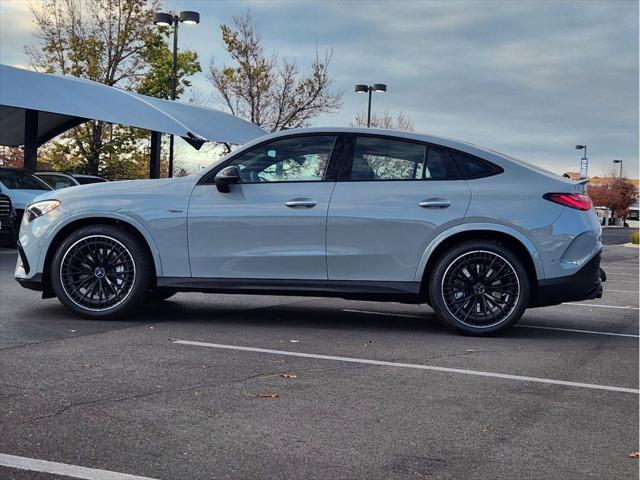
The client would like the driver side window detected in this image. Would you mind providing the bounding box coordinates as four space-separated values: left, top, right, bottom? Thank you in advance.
228 135 336 183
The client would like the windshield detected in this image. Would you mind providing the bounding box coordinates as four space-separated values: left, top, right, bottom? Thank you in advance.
0 169 52 190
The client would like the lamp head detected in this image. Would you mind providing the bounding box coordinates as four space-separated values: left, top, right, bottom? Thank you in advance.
575 144 585 150
354 84 369 93
372 83 387 93
153 12 173 26
179 11 200 24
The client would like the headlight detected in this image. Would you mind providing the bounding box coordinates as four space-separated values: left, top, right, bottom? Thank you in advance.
26 200 61 222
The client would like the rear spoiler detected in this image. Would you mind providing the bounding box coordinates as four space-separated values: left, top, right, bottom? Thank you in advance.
576 178 589 193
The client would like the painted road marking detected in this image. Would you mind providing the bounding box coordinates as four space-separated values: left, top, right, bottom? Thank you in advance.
605 289 639 293
606 272 638 276
0 453 159 480
563 303 639 310
174 340 639 394
342 309 638 338
517 324 638 338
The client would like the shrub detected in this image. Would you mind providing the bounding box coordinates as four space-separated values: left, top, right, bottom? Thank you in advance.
631 230 639 245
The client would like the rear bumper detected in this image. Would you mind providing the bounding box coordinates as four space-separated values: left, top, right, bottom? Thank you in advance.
530 251 604 307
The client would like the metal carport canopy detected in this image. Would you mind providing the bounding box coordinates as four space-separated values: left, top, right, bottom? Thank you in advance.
0 64 266 148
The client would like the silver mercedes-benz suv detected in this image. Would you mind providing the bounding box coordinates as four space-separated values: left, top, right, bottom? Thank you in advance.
15 127 604 335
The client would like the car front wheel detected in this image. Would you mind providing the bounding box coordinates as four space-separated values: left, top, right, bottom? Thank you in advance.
51 225 152 319
429 240 530 335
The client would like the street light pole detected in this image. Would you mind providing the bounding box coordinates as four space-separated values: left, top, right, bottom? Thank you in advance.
168 15 179 178
613 159 623 178
355 83 387 128
366 88 373 128
153 10 200 178
575 144 588 179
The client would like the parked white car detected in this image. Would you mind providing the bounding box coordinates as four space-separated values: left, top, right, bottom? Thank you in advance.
36 172 108 190
0 167 52 224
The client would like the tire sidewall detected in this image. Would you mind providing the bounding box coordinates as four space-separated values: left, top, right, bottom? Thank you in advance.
429 240 530 336
51 225 151 319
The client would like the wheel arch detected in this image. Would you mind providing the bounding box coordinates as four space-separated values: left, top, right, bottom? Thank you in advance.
40 214 162 295
416 224 543 302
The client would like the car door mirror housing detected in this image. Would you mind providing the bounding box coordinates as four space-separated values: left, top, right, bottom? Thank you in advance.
214 166 240 193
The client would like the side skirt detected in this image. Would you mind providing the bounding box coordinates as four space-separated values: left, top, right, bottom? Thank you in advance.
156 277 424 303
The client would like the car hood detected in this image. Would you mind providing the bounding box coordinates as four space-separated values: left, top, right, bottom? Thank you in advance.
32 176 199 203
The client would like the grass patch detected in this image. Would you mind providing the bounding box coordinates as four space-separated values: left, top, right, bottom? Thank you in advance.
632 230 639 245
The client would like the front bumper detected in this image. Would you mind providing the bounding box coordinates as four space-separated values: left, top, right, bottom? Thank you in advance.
530 251 604 307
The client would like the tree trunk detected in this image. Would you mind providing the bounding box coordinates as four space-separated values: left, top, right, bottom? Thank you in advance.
86 121 104 175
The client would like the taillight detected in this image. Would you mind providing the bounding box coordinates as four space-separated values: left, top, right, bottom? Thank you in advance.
543 193 593 211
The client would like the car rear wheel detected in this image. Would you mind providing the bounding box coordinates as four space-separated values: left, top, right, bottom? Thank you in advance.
51 225 152 319
429 240 529 335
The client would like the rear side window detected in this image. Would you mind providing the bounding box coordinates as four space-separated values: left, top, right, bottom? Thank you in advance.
350 137 425 181
347 137 461 181
423 147 460 180
450 150 503 179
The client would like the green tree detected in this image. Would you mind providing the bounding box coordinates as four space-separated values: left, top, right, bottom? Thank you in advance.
26 0 201 177
208 12 342 132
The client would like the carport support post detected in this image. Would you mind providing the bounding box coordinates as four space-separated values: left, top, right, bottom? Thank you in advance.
23 109 39 171
149 131 161 179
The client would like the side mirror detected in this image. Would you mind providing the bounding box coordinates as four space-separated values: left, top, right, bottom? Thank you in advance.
214 165 240 193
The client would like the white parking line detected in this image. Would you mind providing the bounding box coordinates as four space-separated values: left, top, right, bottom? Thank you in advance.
342 309 637 338
173 340 639 394
606 272 638 276
605 289 638 293
517 324 638 338
0 453 159 480
562 303 639 310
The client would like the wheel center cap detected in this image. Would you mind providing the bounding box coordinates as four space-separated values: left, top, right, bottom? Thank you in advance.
473 283 485 294
94 266 106 279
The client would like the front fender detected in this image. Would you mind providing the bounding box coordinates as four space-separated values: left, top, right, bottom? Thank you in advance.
413 222 545 282
33 211 164 278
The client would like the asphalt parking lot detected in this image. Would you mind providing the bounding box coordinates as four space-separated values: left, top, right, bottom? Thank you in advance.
0 240 638 479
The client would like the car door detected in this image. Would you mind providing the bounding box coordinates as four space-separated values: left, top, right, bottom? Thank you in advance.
188 134 338 280
327 135 471 282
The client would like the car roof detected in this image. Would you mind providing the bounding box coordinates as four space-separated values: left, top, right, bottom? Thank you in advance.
250 127 491 152
36 171 74 176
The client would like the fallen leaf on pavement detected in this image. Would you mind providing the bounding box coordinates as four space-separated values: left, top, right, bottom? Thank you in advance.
245 392 280 399
629 451 639 458
278 373 297 379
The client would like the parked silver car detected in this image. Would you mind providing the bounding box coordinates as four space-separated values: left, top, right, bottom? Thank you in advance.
15 128 604 335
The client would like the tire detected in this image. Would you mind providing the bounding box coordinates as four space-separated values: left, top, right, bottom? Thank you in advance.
428 240 530 336
51 225 152 319
145 289 178 302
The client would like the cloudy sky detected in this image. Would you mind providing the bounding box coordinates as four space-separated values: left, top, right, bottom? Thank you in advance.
1 0 638 177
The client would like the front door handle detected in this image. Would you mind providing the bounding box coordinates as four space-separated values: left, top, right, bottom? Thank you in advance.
419 198 451 209
285 198 317 208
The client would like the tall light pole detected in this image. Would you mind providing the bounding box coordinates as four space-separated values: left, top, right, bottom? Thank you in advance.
575 144 588 179
153 10 200 177
613 159 623 178
355 83 387 127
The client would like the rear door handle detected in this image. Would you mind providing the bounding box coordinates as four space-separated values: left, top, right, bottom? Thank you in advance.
285 198 317 208
419 198 451 209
